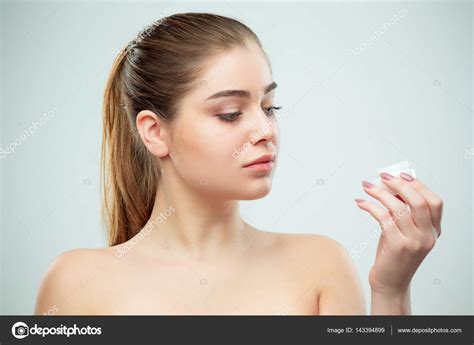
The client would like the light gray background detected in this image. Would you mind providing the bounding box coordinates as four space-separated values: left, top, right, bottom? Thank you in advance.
1 0 472 315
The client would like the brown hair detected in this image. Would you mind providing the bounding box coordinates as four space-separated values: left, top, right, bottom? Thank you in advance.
101 13 265 246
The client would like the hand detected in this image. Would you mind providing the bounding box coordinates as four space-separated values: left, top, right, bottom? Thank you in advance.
355 172 443 295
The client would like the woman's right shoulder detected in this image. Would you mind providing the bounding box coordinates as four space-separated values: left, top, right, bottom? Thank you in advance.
34 247 113 315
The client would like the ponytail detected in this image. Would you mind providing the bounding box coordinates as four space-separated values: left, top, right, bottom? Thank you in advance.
101 48 159 246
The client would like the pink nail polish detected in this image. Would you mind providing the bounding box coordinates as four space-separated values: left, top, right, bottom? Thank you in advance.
362 181 374 188
355 198 365 203
380 172 393 180
400 172 414 182
395 195 406 203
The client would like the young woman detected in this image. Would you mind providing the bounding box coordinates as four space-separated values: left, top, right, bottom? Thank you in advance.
35 12 443 315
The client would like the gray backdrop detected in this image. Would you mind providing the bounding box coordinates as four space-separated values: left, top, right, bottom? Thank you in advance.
1 0 472 315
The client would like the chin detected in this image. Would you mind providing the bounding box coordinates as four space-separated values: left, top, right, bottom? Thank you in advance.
239 181 273 200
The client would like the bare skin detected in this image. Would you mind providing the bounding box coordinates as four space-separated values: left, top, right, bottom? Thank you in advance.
34 228 366 315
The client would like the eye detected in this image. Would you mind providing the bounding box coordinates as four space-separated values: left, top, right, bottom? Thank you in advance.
218 111 242 123
217 106 282 124
263 106 282 117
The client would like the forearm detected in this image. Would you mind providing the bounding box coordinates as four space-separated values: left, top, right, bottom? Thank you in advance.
370 288 411 315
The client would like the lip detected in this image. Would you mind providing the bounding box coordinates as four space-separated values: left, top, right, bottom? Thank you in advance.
243 161 275 171
243 153 276 169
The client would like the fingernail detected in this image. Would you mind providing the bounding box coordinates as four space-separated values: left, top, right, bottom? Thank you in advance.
380 172 393 180
362 181 374 189
395 195 406 203
355 198 365 203
400 172 414 182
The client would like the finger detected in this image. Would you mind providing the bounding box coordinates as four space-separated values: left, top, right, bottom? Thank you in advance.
399 173 443 238
378 172 433 232
361 181 417 238
354 198 407 246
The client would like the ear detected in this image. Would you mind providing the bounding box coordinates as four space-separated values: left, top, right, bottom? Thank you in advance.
136 110 169 158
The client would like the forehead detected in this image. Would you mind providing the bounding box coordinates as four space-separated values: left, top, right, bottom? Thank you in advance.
194 43 273 100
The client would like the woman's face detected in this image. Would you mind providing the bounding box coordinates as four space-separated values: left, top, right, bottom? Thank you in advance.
167 42 280 200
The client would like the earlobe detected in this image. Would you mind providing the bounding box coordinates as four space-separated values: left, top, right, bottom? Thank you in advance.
136 110 169 158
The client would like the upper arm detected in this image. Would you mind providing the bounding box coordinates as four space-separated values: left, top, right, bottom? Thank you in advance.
34 249 93 315
317 237 367 315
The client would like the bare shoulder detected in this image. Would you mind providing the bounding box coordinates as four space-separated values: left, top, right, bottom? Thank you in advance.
253 230 350 279
258 230 347 259
275 233 367 315
281 232 343 249
259 231 366 315
279 233 360 278
34 247 113 315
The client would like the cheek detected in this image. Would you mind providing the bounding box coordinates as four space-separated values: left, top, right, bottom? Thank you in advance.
173 119 243 174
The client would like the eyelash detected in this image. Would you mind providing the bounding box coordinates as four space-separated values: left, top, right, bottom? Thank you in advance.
218 106 282 123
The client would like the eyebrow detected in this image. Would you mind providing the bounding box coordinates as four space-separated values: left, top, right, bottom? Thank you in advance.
205 81 278 101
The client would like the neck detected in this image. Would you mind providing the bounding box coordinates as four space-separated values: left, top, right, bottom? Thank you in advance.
138 170 252 261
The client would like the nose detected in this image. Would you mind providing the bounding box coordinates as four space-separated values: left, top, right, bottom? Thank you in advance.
248 107 278 145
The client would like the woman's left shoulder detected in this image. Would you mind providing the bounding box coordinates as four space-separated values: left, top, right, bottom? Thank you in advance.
250 226 351 262
254 230 351 272
273 232 366 314
268 232 348 258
